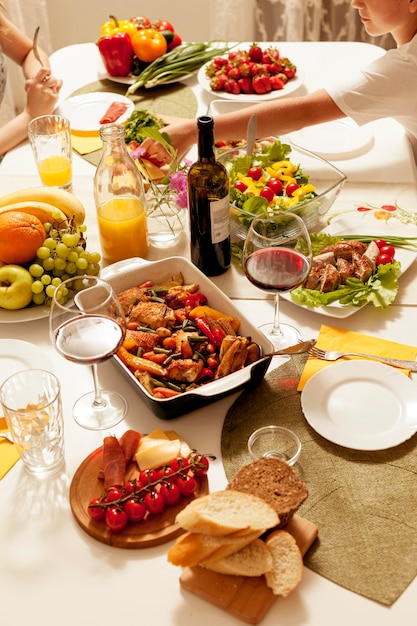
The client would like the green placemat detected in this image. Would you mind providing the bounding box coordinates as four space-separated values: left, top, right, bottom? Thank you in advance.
69 79 197 166
221 354 417 606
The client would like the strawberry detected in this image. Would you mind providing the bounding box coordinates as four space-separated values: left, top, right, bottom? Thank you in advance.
248 44 262 63
252 74 271 94
237 77 254 94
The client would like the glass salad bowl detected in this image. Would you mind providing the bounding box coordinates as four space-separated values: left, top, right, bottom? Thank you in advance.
217 137 347 240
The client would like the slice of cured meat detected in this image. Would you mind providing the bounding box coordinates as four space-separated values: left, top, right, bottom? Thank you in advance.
99 101 129 124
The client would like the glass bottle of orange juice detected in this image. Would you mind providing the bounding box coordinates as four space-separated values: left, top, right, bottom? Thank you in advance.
94 124 148 263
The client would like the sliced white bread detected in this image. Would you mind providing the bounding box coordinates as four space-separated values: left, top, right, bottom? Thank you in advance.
167 530 260 567
175 489 279 537
202 538 273 576
264 530 303 596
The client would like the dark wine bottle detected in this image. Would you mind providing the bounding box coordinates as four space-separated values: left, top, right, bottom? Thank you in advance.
187 115 231 276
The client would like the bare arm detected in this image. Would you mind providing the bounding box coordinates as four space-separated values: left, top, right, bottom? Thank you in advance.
143 89 346 164
0 13 62 156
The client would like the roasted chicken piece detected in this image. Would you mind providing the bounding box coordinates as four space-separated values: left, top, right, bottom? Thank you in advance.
117 286 150 314
124 329 161 352
128 301 176 329
166 358 204 383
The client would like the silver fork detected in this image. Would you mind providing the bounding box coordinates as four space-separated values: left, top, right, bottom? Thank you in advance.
309 346 417 371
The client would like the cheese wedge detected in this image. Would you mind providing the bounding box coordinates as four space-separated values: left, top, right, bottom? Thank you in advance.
135 438 181 470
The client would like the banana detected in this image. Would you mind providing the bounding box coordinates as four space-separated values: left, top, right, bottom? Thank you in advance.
0 201 68 226
0 187 86 225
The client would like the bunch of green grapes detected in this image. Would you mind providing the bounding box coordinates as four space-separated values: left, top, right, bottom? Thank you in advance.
28 220 101 306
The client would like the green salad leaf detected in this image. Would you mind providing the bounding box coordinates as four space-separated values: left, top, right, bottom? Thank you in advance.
290 233 401 309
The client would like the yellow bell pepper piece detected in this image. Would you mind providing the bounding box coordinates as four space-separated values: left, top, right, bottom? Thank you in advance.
189 305 240 332
100 15 137 39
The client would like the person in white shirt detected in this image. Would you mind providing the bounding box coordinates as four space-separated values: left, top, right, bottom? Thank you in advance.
144 0 417 164
0 4 62 156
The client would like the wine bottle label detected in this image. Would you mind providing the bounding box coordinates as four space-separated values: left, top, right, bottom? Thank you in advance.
209 194 230 244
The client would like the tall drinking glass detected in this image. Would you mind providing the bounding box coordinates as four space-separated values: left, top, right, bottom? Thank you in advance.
243 210 312 349
49 276 127 430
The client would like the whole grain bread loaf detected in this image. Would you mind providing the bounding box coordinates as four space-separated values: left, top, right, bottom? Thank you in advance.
227 458 308 528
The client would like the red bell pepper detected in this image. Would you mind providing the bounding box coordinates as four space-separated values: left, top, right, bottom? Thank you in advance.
194 316 225 347
97 32 134 77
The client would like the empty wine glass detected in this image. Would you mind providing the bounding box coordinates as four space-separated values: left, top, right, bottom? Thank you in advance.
49 275 127 430
243 210 312 349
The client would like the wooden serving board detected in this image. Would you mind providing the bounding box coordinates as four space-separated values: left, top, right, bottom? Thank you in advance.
69 445 208 549
179 515 318 625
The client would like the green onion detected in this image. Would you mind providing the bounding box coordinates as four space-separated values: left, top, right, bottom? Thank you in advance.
126 41 236 93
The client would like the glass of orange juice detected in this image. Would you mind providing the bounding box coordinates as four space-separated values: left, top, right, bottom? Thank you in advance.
28 115 72 189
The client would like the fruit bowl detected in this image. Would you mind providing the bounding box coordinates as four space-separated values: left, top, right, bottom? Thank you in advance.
101 256 274 420
217 137 347 239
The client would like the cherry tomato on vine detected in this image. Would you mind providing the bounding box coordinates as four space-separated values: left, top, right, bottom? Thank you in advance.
124 498 147 523
130 15 152 29
88 498 105 521
144 490 165 515
247 166 263 181
106 487 123 503
160 482 181 505
139 468 162 485
177 474 197 497
191 454 210 477
286 182 300 196
169 456 189 473
153 19 175 32
260 186 274 203
105 506 127 532
161 465 178 483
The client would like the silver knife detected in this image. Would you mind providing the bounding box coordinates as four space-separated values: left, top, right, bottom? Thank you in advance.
246 114 257 156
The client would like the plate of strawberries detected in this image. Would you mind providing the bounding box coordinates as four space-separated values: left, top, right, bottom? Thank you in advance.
197 42 304 101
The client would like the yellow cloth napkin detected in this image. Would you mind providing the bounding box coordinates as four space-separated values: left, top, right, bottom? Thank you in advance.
298 324 417 390
71 132 102 155
0 417 19 479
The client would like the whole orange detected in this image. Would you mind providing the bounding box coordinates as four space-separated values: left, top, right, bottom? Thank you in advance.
0 211 46 264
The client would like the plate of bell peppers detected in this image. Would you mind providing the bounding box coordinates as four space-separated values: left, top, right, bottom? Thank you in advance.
96 14 183 84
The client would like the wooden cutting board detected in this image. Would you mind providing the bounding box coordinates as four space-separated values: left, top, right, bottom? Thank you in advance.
69 445 208 549
179 515 318 624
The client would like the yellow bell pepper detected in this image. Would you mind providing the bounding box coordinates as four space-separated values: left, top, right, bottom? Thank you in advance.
100 15 137 40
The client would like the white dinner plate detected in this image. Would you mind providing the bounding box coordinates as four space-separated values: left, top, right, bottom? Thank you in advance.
0 339 54 383
286 119 374 160
282 215 417 319
197 58 303 102
60 92 134 133
301 361 417 450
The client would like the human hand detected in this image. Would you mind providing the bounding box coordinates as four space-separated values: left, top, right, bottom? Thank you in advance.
24 68 63 119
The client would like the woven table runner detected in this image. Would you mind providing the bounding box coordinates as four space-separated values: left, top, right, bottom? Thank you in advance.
68 79 198 166
221 353 417 605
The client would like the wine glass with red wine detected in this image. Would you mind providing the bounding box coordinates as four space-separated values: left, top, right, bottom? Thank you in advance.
49 275 127 430
243 210 312 349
